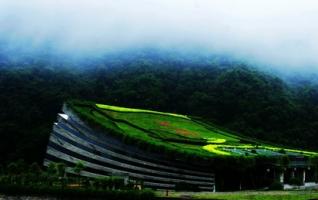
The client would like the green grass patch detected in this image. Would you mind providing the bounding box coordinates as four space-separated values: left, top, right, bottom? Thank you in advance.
156 191 318 200
100 108 239 142
96 104 189 119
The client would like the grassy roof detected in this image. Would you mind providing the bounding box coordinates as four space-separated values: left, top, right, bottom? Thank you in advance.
67 100 318 159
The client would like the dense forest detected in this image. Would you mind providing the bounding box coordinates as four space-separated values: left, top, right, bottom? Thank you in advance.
1 50 318 165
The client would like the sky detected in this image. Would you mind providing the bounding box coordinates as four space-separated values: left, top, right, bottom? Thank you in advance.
0 0 318 73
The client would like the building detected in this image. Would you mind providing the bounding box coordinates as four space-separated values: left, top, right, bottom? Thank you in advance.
44 101 318 191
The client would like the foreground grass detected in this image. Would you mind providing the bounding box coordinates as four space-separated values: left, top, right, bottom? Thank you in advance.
0 184 154 200
156 191 318 200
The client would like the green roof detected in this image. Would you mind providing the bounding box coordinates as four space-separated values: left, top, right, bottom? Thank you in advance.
68 100 318 159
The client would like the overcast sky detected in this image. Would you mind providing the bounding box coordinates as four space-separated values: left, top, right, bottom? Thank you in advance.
0 0 318 72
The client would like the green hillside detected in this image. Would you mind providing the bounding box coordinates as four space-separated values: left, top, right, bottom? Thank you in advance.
69 101 318 159
2 56 318 165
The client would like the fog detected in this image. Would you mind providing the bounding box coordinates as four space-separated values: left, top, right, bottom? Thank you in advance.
1 0 318 73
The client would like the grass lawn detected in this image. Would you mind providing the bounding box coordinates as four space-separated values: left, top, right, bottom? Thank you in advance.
100 108 239 142
156 191 318 200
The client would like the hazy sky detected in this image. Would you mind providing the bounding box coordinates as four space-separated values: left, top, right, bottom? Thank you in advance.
0 0 318 72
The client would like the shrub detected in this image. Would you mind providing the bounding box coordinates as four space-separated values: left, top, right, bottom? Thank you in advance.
268 181 283 190
175 182 200 192
289 177 303 186
0 184 155 200
29 163 42 174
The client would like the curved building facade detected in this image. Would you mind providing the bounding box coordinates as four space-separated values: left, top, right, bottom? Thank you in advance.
44 106 215 191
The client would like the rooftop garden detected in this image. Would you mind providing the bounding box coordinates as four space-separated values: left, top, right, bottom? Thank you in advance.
67 100 318 161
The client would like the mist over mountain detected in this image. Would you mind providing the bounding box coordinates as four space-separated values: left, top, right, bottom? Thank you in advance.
1 0 318 76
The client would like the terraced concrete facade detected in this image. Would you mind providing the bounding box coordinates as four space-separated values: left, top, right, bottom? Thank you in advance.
44 106 215 191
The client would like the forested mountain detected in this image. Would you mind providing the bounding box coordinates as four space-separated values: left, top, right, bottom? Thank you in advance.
1 50 318 165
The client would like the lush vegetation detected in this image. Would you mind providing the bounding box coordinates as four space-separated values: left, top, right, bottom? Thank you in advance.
1 50 318 166
0 160 154 199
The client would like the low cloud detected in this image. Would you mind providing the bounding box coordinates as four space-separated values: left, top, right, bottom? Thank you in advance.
1 0 318 72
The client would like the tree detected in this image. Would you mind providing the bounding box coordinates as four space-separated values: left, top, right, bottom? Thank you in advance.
56 163 66 178
7 162 19 175
47 162 57 176
73 161 85 176
0 164 3 175
29 162 42 174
